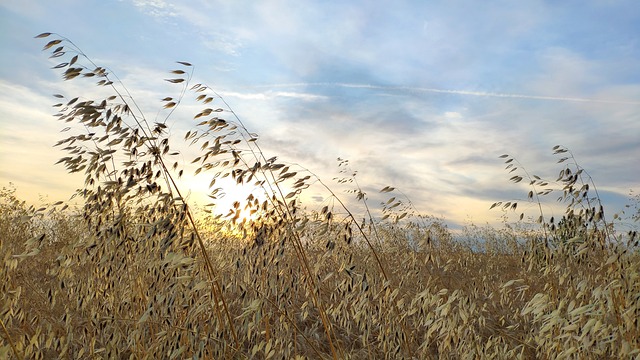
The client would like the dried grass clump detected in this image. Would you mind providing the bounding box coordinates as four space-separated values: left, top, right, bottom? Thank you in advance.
0 33 638 359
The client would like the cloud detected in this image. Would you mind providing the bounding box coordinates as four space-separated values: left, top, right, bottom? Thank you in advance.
217 90 327 102
0 79 85 201
250 82 640 105
225 67 638 217
131 0 177 18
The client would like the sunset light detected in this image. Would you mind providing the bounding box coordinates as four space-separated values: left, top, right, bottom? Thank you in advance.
1 1 639 358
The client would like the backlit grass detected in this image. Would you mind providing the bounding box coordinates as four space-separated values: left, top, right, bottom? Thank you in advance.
0 33 638 359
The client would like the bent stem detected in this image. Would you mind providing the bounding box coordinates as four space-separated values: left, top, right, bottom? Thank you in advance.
0 317 23 360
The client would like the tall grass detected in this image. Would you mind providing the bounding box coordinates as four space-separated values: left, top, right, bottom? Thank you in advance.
0 33 638 359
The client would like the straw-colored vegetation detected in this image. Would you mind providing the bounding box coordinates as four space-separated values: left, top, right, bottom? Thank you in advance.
1 33 638 359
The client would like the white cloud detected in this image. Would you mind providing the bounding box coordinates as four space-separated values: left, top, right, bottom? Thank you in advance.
131 0 177 18
202 37 243 57
218 90 327 102
249 82 640 105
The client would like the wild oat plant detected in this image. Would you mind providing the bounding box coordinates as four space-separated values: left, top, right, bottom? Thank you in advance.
0 33 638 359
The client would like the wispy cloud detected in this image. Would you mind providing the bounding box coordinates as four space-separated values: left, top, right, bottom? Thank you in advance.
130 0 177 18
218 90 327 101
0 79 85 201
249 82 640 105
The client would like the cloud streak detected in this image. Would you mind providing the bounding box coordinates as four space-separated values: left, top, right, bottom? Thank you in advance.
218 90 327 101
249 82 640 105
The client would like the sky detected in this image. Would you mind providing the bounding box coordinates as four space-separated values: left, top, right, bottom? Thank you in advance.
0 0 639 229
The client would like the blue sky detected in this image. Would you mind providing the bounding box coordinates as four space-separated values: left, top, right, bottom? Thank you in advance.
1 0 639 228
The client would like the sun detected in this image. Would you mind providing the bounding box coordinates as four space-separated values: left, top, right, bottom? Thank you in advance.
184 170 272 240
227 201 259 226
199 177 264 226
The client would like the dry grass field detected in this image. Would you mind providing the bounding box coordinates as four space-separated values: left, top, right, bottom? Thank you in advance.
0 33 638 359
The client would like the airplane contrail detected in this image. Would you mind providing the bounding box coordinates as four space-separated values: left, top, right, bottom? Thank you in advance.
248 82 640 105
